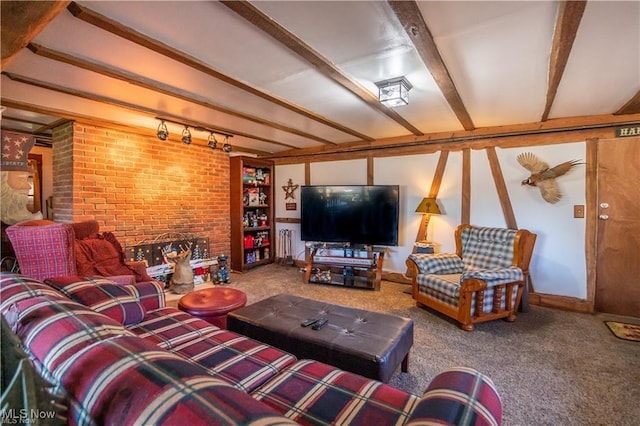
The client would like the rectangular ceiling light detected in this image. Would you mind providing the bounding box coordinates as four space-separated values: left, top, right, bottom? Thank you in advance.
375 76 413 107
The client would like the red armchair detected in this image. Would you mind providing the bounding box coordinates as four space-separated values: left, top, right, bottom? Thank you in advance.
5 219 151 284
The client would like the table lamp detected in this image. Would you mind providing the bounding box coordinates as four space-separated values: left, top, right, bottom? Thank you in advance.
415 197 441 243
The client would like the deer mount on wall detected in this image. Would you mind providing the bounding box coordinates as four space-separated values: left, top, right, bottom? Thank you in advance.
517 152 583 204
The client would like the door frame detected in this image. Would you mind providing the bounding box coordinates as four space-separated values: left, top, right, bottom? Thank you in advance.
584 138 598 312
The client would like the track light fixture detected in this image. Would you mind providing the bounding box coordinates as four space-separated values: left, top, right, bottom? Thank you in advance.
181 126 192 144
156 120 169 141
222 136 232 152
154 118 233 152
207 132 218 149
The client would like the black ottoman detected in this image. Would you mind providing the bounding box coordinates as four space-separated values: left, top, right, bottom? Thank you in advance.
227 294 413 382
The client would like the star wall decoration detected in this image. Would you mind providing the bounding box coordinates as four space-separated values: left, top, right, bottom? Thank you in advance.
282 178 299 200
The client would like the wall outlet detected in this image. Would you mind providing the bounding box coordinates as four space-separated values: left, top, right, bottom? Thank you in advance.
573 205 585 218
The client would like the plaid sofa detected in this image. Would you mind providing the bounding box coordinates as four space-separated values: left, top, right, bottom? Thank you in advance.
407 224 536 332
1 272 503 425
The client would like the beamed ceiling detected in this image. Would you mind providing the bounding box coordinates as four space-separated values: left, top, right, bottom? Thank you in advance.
1 0 639 156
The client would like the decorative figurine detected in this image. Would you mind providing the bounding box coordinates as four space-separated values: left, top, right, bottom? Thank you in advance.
217 254 230 284
210 262 220 284
165 243 194 294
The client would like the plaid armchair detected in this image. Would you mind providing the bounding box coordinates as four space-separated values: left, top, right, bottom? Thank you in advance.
5 220 150 284
406 224 536 331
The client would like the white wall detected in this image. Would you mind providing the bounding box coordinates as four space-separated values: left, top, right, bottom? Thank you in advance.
274 163 306 262
500 143 587 299
275 141 587 299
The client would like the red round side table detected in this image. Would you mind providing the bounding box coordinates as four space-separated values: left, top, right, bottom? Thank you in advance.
178 287 247 329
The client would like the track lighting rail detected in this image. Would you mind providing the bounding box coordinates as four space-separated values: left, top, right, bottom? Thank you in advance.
155 117 233 151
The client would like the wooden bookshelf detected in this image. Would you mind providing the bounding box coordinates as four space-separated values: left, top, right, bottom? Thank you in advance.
230 156 275 271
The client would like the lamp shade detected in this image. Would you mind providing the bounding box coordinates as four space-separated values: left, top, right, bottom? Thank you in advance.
415 197 441 215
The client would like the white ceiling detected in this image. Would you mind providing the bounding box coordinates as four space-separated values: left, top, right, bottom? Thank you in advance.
1 1 639 155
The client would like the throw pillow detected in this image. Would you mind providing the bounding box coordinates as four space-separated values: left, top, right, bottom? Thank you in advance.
44 276 146 326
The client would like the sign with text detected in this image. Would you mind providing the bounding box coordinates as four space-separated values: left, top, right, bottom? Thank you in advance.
615 125 640 138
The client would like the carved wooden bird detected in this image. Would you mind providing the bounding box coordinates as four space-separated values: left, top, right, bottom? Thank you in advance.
517 152 582 204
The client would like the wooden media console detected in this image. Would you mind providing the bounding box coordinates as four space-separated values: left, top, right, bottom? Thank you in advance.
304 246 384 291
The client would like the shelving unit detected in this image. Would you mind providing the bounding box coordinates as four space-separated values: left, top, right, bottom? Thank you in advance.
304 246 384 291
230 156 275 271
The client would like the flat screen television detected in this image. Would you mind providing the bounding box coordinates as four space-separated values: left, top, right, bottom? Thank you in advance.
300 185 399 246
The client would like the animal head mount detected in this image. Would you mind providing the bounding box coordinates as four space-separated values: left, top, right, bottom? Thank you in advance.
162 241 193 263
517 152 583 204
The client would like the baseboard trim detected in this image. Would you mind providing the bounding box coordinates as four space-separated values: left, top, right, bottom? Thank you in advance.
529 292 594 313
301 266 593 314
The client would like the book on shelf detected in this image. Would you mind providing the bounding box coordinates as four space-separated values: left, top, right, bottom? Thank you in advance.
242 167 256 184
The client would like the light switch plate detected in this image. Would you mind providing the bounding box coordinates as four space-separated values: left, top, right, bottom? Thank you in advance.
573 205 585 218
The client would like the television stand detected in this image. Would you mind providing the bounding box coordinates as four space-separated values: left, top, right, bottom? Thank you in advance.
304 246 384 291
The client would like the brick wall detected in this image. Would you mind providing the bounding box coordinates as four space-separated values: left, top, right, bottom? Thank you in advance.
52 121 230 258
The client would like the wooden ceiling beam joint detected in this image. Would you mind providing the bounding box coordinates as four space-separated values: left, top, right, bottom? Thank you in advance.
542 0 587 121
388 0 475 131
615 90 640 115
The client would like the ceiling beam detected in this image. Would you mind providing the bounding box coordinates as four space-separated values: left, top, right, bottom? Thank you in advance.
542 1 587 121
267 112 640 159
0 114 50 127
0 98 269 156
27 43 335 146
388 0 475 131
35 118 71 134
0 0 69 68
615 90 640 115
66 1 373 143
2 72 296 151
0 124 51 139
220 0 424 137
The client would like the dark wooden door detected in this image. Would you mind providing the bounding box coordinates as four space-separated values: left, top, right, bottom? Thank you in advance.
595 136 640 317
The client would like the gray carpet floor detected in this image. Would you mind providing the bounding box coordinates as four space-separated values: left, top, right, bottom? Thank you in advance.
172 264 640 426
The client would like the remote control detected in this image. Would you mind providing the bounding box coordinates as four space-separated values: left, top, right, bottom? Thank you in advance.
300 318 319 327
312 318 328 330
